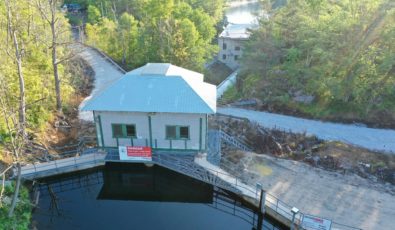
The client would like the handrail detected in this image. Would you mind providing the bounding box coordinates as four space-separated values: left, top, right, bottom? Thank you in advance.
77 42 127 74
0 165 13 177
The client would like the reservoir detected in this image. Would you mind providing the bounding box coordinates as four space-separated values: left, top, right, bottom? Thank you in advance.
225 1 264 24
31 163 286 230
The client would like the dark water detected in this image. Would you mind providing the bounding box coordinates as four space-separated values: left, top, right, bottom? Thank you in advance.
32 163 286 230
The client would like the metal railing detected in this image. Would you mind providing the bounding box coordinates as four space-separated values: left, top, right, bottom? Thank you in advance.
53 136 97 157
152 153 304 226
19 152 105 180
219 130 252 152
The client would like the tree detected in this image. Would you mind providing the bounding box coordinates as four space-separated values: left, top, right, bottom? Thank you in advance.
118 13 138 67
85 0 219 71
87 5 101 24
4 0 27 139
240 0 395 121
0 73 24 217
36 0 73 112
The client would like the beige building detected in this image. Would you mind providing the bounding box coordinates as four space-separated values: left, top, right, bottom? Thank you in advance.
83 63 216 152
218 23 255 70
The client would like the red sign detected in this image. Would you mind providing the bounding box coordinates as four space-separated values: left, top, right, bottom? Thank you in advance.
126 146 152 158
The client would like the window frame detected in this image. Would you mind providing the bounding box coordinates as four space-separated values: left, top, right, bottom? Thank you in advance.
223 43 227 50
112 123 137 138
235 46 240 51
222 54 226 60
165 125 190 140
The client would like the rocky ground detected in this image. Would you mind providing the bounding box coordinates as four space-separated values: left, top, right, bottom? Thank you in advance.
19 56 96 164
212 115 395 185
210 115 395 229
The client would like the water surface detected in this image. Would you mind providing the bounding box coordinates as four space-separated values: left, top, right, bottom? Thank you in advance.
32 163 286 230
225 1 264 24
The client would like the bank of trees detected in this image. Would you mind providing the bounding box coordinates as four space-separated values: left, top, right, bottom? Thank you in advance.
82 0 224 71
238 0 395 124
0 0 78 160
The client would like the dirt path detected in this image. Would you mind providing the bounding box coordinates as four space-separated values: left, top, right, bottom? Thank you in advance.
77 46 124 121
223 151 395 230
218 107 395 153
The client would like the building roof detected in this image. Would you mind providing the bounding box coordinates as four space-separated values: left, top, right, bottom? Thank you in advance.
219 23 257 40
82 63 216 114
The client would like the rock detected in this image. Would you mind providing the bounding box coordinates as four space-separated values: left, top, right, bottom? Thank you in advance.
293 95 315 104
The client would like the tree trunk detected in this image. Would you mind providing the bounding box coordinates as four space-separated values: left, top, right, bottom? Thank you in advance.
50 2 62 112
8 163 21 217
6 0 26 139
13 32 26 137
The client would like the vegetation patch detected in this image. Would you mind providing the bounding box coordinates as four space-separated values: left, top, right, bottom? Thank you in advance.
212 115 395 185
0 183 32 230
233 0 395 128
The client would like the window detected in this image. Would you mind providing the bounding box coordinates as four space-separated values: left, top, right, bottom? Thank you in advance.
234 55 239 61
166 126 177 139
166 126 190 139
235 46 240 51
222 54 226 60
179 126 189 139
126 125 136 137
223 43 227 50
112 124 136 138
112 124 123 137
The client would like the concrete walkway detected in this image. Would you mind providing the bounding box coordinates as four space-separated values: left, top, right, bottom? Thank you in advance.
78 47 124 121
239 153 395 230
218 107 395 153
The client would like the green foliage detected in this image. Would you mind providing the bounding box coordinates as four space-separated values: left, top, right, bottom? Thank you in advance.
0 183 33 230
66 14 82 26
240 0 395 122
0 1 78 139
84 0 223 71
221 85 241 103
87 5 101 24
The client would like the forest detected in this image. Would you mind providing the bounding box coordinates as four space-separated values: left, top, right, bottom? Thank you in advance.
0 0 224 161
230 0 395 126
69 0 225 71
0 0 82 156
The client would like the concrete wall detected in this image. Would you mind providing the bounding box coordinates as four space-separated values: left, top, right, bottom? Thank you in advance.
218 37 246 70
94 111 207 151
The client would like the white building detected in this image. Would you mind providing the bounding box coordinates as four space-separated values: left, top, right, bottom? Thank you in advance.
218 23 256 70
83 63 216 152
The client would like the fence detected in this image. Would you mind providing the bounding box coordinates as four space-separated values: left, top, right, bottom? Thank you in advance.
152 153 305 226
18 152 106 180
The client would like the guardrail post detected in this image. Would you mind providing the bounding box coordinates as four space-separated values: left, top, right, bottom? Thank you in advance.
259 189 266 214
291 207 300 230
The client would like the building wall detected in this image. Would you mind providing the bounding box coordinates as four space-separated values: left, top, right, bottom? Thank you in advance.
94 111 208 151
218 37 246 70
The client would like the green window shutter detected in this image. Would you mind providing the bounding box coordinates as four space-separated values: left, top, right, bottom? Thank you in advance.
112 124 136 138
112 124 123 137
166 126 177 139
